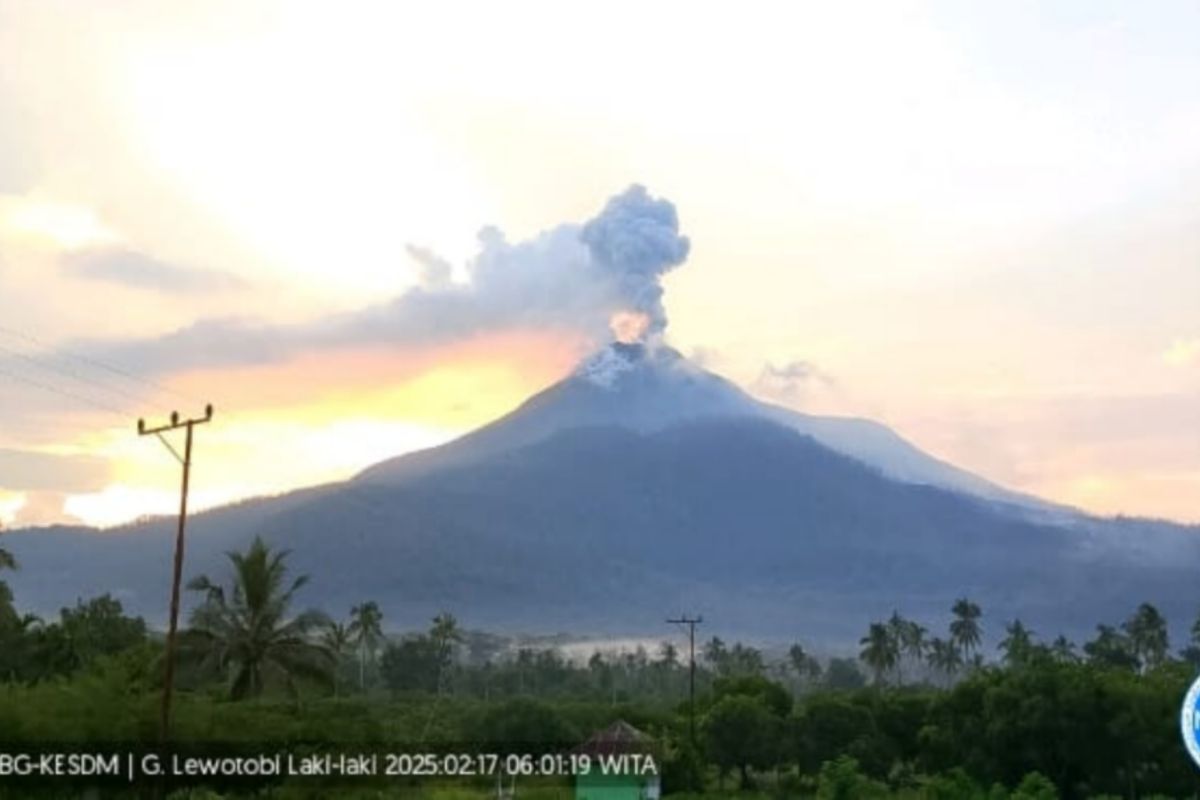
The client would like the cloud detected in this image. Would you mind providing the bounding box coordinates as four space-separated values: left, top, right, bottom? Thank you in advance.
0 449 111 493
65 185 690 376
60 247 245 293
1163 338 1200 367
405 244 454 288
752 360 835 405
10 491 82 528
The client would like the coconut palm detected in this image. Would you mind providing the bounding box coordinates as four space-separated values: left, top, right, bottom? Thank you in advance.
349 601 384 691
893 614 927 685
859 622 898 686
657 641 679 668
430 612 463 695
1181 612 1200 667
926 637 961 687
1050 635 1079 664
321 621 353 696
0 535 15 571
950 598 983 664
902 620 927 660
0 537 16 625
183 537 332 700
788 643 822 687
998 619 1035 667
1123 602 1169 672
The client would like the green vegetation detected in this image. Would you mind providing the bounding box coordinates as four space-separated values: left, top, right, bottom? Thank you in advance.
2 539 1200 797
181 537 333 699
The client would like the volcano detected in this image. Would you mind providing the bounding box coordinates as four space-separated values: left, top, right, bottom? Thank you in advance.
5 343 1199 644
359 342 1048 510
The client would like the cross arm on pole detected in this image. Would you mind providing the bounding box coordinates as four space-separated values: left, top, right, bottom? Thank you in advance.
137 404 214 437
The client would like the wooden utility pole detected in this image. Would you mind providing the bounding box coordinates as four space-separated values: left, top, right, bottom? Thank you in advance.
667 615 703 747
139 404 213 745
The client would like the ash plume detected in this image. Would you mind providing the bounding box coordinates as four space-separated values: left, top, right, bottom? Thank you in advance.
35 185 692 378
581 184 691 338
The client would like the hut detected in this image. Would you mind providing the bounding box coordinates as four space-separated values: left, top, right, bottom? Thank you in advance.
573 720 660 800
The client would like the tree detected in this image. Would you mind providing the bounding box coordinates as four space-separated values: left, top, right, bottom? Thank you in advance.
0 535 15 571
788 643 823 690
950 598 983 663
429 612 463 695
472 698 577 757
860 622 898 686
348 601 384 692
713 674 792 717
380 635 438 693
657 640 679 668
59 594 147 665
1181 611 1200 667
793 696 880 777
703 636 728 672
815 756 889 800
703 694 782 788
824 657 866 690
926 637 962 686
183 537 332 700
0 535 16 630
1011 771 1059 800
1049 635 1079 664
0 579 16 631
1122 603 1168 672
0 611 42 681
999 619 1035 668
890 613 926 684
321 621 353 696
1083 624 1138 671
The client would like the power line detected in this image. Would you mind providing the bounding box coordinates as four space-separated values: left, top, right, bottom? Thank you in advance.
0 340 154 410
0 323 197 405
0 363 129 419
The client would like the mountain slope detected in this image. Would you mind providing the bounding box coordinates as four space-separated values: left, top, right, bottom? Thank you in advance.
3 343 1195 644
359 343 1056 512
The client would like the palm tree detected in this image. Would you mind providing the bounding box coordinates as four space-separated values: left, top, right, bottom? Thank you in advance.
1084 624 1138 671
0 539 16 626
926 637 961 687
950 598 983 664
348 601 384 692
429 612 463 696
183 537 332 700
1123 603 1169 672
1050 635 1079 664
886 612 907 683
788 643 822 690
998 619 1034 667
1181 612 1200 667
859 622 898 686
893 615 927 685
703 636 728 674
658 641 679 668
321 621 353 696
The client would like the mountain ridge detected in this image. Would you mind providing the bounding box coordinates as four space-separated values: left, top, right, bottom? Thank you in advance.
3 342 1196 645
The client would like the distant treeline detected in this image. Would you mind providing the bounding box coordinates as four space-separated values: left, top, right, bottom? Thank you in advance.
2 533 1200 798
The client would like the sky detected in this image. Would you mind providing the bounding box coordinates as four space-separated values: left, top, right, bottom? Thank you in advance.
0 0 1197 528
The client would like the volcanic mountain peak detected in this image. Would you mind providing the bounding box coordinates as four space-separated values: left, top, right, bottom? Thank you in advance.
359 340 1051 512
575 341 643 388
564 341 756 421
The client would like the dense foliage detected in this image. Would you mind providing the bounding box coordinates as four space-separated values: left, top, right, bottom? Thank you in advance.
2 537 1200 797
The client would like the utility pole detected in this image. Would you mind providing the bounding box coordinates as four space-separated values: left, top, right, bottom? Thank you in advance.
667 614 703 747
139 405 213 746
